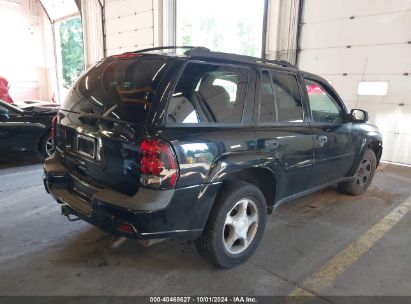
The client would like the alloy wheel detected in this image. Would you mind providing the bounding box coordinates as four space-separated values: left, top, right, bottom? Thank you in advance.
223 198 259 255
45 137 55 157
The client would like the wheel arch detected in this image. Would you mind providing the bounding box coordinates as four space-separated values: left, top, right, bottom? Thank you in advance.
208 165 277 215
368 140 383 166
222 167 276 213
350 135 383 176
204 152 279 213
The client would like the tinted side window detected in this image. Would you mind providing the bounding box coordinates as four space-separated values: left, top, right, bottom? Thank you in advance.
271 72 303 122
259 71 276 123
166 62 249 124
305 79 344 123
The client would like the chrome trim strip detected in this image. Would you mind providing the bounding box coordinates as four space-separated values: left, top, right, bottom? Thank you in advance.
0 122 46 128
140 229 203 236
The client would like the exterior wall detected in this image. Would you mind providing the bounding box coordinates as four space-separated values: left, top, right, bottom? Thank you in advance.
0 0 56 102
298 0 411 164
265 0 300 63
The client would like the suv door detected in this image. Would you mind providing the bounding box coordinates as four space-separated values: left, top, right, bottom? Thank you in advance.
162 61 257 189
254 69 314 200
303 77 356 187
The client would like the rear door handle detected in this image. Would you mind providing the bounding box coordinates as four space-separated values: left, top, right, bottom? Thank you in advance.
317 135 327 146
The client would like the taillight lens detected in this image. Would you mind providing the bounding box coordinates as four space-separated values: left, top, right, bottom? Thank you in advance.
117 223 136 234
51 115 58 141
139 138 179 188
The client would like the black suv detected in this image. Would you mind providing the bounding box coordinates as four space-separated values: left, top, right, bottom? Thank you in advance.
43 47 382 268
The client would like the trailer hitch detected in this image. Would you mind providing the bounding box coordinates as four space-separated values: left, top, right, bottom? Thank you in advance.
61 205 81 222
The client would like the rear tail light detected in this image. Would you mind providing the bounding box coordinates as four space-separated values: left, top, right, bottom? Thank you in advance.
117 223 136 234
51 115 58 141
139 138 179 188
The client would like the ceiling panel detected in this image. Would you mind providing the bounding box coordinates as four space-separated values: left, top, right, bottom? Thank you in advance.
40 0 78 21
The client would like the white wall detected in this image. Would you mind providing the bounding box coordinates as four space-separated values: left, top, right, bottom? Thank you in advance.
104 0 156 55
298 0 411 164
0 0 56 102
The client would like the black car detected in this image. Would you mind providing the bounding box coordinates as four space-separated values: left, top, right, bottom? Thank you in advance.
0 100 58 158
43 47 382 268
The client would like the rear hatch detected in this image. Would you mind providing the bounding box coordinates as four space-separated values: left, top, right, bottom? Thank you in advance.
55 54 171 196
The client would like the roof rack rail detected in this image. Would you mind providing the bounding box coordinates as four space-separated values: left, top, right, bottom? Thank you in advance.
132 46 296 69
134 46 210 53
184 48 296 69
260 59 295 68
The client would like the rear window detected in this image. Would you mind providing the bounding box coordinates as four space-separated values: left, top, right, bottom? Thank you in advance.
166 62 249 125
62 57 169 124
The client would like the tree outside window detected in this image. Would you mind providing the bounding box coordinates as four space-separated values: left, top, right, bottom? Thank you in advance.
177 0 264 57
59 17 84 89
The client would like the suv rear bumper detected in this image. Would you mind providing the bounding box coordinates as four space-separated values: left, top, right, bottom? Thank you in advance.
43 154 221 239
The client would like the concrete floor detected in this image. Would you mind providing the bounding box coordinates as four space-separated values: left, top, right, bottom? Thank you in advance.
0 156 410 299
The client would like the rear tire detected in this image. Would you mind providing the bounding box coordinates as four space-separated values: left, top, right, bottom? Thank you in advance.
195 181 267 268
338 148 376 196
39 131 54 158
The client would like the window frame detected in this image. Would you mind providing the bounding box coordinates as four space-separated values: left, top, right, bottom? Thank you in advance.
256 69 309 127
164 60 252 128
302 77 349 125
257 70 277 125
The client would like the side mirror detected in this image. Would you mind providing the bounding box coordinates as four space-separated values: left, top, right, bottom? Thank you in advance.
350 109 368 123
0 106 9 120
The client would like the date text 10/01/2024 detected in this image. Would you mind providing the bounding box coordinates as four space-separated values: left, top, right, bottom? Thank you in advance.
149 297 258 303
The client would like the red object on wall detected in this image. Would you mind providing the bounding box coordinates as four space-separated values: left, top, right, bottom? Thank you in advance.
0 77 14 104
306 83 326 95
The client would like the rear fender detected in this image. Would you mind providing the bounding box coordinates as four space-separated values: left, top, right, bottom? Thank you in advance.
205 151 281 209
205 151 261 184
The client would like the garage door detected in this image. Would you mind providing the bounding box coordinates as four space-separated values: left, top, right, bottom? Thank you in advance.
104 0 154 56
298 0 411 164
